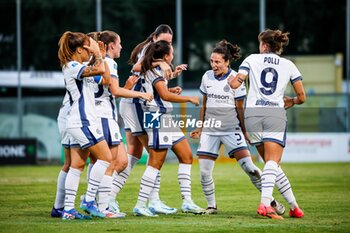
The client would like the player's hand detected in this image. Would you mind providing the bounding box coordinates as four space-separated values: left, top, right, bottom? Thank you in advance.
283 95 294 109
243 131 251 144
173 64 188 77
189 96 200 106
159 61 172 80
98 41 107 59
84 38 100 57
124 75 139 90
227 74 235 86
190 128 202 139
141 93 154 102
169 86 182 95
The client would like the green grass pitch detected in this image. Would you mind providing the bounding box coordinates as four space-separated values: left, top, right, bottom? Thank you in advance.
0 162 349 233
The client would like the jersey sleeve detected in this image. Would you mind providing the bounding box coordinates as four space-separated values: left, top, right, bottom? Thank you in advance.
234 82 247 100
289 61 302 84
66 62 86 81
199 73 207 95
149 68 165 86
106 58 119 79
238 56 251 76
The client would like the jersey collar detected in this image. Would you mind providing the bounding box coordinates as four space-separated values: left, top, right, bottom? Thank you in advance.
214 68 232 81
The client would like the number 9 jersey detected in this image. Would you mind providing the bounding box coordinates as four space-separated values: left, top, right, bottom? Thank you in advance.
238 53 302 119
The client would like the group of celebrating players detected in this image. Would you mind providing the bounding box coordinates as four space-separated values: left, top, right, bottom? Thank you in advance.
51 24 306 220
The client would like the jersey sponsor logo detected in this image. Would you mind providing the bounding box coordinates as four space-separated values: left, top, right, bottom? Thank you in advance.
71 62 78 67
255 98 279 106
206 85 212 88
207 93 229 100
207 93 230 104
86 78 96 84
95 100 102 106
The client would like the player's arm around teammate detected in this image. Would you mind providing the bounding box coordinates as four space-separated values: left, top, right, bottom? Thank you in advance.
133 40 206 217
117 25 180 215
190 40 283 214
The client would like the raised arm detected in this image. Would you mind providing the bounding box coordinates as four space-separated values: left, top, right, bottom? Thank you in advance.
109 77 153 102
154 80 199 105
228 73 247 89
190 95 207 139
81 38 105 77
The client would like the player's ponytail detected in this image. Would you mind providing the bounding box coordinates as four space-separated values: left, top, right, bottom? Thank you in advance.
213 39 241 63
58 31 88 67
259 29 290 55
99 30 119 50
141 40 171 75
129 24 173 65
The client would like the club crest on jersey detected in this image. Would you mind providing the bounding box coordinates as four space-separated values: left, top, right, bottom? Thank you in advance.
163 136 169 142
223 84 230 92
96 128 102 135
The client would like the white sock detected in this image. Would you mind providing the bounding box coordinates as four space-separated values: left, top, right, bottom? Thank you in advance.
238 157 262 191
275 166 298 210
135 166 159 208
98 174 113 211
87 162 94 183
64 167 81 211
54 170 67 209
149 171 161 202
85 159 110 202
261 160 278 207
178 163 192 201
199 159 215 208
110 154 139 200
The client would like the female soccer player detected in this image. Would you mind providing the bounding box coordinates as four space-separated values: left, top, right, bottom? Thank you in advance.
117 24 185 215
87 31 153 218
58 31 112 220
190 40 284 215
228 29 306 219
133 40 205 217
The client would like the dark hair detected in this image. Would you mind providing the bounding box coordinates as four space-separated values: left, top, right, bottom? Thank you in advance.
141 40 171 75
258 29 290 55
99 30 119 51
129 24 173 65
212 39 241 63
58 31 89 67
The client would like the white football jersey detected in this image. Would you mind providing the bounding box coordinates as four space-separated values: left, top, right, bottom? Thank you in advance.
141 67 173 113
120 42 151 104
63 61 99 128
94 56 118 120
200 69 246 134
238 53 302 118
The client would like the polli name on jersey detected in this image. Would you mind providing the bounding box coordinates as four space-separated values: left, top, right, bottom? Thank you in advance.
264 56 279 65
